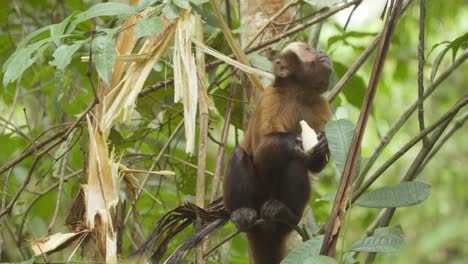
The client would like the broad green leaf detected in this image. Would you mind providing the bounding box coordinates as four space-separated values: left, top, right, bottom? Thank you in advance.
248 53 272 72
282 236 337 264
135 16 164 38
342 254 358 264
350 225 405 253
50 14 74 46
17 25 52 49
189 0 209 4
50 41 86 69
162 3 180 21
325 119 360 176
3 39 50 86
71 3 138 30
93 35 116 86
356 181 431 208
173 0 190 9
333 62 366 109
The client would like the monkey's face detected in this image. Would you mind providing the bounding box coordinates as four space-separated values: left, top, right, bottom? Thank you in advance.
273 42 332 93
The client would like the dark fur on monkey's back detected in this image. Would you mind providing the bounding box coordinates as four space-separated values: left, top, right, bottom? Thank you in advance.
223 42 332 264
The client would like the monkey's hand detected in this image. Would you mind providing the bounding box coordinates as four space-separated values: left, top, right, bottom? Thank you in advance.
310 132 329 160
230 208 258 232
304 132 330 172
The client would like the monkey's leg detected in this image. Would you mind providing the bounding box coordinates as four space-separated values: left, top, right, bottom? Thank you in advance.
260 159 310 226
223 147 259 231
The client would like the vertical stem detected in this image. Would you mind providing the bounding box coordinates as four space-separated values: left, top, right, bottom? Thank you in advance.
195 14 208 264
417 0 427 144
320 0 404 256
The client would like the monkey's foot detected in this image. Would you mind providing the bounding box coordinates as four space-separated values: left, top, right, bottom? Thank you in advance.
230 208 258 231
260 200 296 224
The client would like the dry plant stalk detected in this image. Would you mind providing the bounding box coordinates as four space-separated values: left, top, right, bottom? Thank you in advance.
30 6 178 262
173 10 199 154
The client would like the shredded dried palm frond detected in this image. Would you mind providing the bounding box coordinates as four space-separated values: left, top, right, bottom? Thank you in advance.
173 11 199 154
192 38 274 80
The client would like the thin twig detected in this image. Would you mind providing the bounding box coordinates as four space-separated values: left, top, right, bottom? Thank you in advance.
124 120 184 224
210 74 239 202
203 231 240 258
363 99 462 263
418 111 468 173
0 128 68 176
417 0 427 145
354 51 468 187
245 0 298 48
48 129 77 232
327 33 382 103
18 170 83 244
352 95 468 202
0 138 65 218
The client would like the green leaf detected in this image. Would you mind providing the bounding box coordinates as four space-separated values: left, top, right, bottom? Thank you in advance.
191 3 220 28
248 53 272 72
53 70 65 124
430 33 468 81
232 24 251 34
356 181 431 208
162 3 180 21
282 236 337 264
3 39 50 86
350 225 405 253
447 32 467 63
189 0 209 4
93 35 116 86
430 45 450 81
17 25 52 49
173 0 190 9
71 3 138 30
50 41 86 69
50 14 75 46
135 16 165 38
333 62 366 109
0 257 35 264
325 119 360 176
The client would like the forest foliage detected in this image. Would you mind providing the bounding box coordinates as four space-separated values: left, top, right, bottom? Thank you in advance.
0 0 467 263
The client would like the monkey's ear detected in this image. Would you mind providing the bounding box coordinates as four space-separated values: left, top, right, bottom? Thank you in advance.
273 58 291 78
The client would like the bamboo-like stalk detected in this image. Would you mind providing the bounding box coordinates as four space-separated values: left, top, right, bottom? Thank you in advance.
195 13 209 264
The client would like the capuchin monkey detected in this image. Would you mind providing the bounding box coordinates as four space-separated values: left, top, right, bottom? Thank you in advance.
223 42 332 264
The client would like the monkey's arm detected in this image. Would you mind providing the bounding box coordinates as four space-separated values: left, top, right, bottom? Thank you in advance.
252 133 299 171
223 148 259 231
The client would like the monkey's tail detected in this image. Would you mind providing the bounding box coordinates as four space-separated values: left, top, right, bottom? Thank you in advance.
247 227 288 264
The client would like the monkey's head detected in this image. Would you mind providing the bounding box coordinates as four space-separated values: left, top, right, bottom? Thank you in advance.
273 42 332 93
